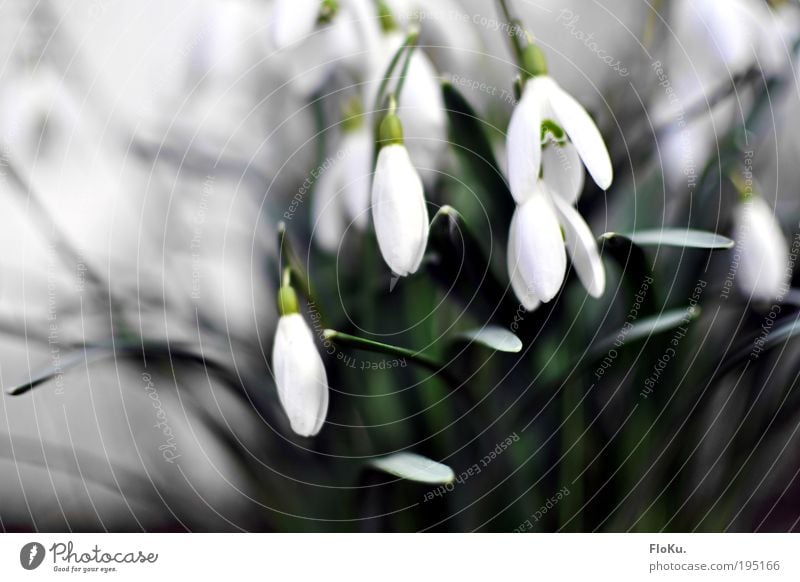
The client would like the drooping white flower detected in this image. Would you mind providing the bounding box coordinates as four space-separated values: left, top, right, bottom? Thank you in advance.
733 195 789 302
371 113 429 276
269 0 323 50
508 184 567 305
507 146 605 309
272 287 329 437
507 74 612 204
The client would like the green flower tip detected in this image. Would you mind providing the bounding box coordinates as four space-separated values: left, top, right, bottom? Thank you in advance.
341 98 364 132
278 285 299 316
378 113 404 147
318 0 339 24
377 0 397 33
522 43 547 78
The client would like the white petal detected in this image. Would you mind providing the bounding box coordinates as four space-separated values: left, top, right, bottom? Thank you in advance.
272 314 329 437
545 77 613 190
507 77 548 204
512 185 567 302
542 141 584 204
340 127 373 230
552 196 605 298
734 197 789 301
371 144 430 276
507 212 541 311
270 0 320 49
311 157 346 253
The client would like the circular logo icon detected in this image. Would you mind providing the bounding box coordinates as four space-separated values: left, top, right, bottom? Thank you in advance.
19 542 45 570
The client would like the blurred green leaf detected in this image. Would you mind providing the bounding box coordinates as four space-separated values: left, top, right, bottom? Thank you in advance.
454 325 522 353
442 82 515 223
602 229 734 250
593 306 700 355
368 452 454 484
427 206 511 322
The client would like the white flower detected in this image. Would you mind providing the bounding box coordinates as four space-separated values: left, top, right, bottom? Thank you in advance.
507 75 612 204
272 312 330 437
507 165 605 309
508 184 566 305
371 132 429 276
269 0 321 49
733 196 789 302
312 126 373 252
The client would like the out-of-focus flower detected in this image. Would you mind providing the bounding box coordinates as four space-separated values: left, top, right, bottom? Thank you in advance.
269 0 325 50
312 102 373 252
733 194 789 302
272 285 329 437
657 0 800 189
371 112 429 276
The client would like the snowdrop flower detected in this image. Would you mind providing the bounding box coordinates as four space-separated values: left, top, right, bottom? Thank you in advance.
269 0 332 50
272 284 329 437
371 111 429 276
312 102 373 252
507 171 605 309
733 194 789 302
507 45 613 204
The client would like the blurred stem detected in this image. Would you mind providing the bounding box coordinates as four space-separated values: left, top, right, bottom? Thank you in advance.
277 221 312 303
497 0 526 66
372 27 420 117
393 29 419 102
323 329 461 388
642 0 663 50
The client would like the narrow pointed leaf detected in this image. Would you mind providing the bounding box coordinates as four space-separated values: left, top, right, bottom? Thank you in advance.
602 229 734 250
593 306 700 355
368 452 455 484
455 325 523 353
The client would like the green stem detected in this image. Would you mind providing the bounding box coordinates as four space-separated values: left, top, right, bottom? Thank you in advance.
277 221 312 302
497 0 526 66
372 27 420 117
323 329 461 388
393 29 419 103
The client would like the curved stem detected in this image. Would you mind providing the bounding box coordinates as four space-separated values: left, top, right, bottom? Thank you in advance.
323 329 461 388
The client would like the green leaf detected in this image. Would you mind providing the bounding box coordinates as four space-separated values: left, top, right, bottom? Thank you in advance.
455 325 523 353
368 452 455 484
601 229 734 250
441 82 515 223
594 306 700 354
